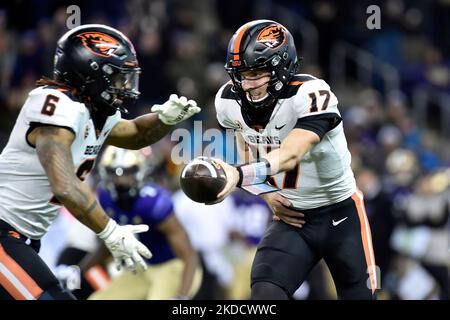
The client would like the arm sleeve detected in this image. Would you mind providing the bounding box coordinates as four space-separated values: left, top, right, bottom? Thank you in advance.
294 113 342 140
25 88 83 136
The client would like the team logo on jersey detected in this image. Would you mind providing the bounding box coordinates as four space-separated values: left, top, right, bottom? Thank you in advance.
256 25 286 49
77 32 121 57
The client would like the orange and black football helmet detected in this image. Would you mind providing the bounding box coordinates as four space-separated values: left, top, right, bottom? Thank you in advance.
54 24 140 114
225 20 298 109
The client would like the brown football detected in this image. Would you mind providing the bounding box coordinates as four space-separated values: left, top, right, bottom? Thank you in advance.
180 157 227 203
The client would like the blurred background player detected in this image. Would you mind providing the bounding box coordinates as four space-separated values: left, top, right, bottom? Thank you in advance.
73 146 201 300
225 190 272 300
389 169 450 299
173 185 237 300
173 184 274 300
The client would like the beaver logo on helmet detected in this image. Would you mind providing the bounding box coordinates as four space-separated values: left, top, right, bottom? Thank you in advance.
77 32 120 57
256 25 286 49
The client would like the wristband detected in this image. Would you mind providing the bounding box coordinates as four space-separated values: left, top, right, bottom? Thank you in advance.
236 159 271 187
97 219 117 240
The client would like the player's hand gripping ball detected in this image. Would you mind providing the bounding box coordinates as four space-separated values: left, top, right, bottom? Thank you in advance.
180 157 227 203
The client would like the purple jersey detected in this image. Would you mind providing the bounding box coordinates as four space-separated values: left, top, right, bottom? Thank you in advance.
98 183 175 265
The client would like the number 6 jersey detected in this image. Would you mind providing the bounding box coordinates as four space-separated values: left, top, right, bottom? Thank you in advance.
215 74 356 210
0 86 120 239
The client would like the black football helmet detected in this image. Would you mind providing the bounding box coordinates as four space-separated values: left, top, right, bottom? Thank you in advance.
54 24 140 115
225 20 298 109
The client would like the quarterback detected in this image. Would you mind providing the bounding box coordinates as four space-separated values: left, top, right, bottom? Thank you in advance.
0 24 199 300
214 20 377 299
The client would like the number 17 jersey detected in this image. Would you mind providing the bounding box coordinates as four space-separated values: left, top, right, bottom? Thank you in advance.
0 86 120 239
215 74 356 210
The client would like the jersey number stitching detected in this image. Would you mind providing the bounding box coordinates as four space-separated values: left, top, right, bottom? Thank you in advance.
309 90 330 113
255 145 301 190
268 163 300 189
41 94 60 116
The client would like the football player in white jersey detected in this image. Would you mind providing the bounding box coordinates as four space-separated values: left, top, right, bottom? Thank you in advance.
213 20 378 299
0 24 200 300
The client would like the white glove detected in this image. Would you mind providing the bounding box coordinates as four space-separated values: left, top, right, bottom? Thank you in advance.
151 94 201 125
97 220 152 273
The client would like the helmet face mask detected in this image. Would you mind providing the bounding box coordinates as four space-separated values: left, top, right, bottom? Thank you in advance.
101 64 141 113
105 166 140 198
225 20 298 109
53 24 141 115
104 165 140 184
108 66 140 98
233 68 273 104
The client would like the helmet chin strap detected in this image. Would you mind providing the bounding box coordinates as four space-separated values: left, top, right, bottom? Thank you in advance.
246 92 269 103
243 79 270 105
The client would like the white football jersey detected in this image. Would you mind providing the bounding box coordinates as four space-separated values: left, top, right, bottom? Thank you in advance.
215 74 356 209
0 86 120 239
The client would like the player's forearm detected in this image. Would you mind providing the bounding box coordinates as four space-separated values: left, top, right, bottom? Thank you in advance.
178 252 198 297
55 180 110 233
35 128 110 233
263 129 319 175
231 130 319 189
132 113 171 147
167 228 199 297
263 143 309 175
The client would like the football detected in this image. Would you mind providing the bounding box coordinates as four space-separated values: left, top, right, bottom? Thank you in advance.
180 157 227 203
